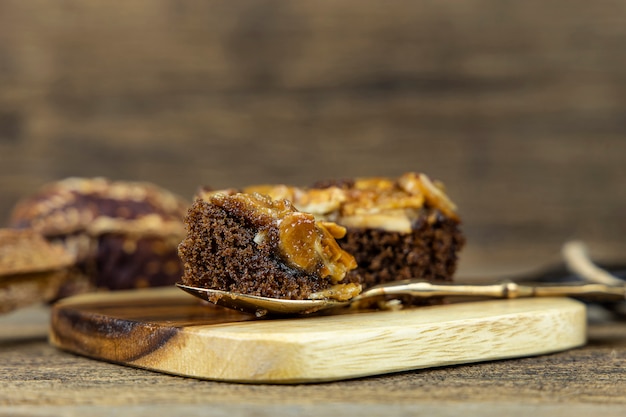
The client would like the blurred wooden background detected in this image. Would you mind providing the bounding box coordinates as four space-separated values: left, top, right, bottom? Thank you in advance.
1 0 625 276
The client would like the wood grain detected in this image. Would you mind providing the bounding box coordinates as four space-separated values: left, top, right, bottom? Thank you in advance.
49 287 586 383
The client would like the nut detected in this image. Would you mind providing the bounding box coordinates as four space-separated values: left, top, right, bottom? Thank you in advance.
224 172 461 233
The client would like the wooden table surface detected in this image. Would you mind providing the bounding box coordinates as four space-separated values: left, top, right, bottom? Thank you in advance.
1 288 626 416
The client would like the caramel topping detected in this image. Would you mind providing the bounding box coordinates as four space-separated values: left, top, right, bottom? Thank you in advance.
278 212 355 283
242 184 296 202
208 192 356 283
236 172 460 233
209 191 293 227
243 185 346 218
398 172 459 221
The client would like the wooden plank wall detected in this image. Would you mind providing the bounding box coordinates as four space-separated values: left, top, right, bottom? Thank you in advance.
1 0 625 275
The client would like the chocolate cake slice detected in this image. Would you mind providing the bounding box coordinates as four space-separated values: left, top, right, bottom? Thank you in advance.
181 172 464 306
178 192 361 301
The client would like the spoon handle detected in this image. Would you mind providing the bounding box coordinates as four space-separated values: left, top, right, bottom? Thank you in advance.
361 281 626 301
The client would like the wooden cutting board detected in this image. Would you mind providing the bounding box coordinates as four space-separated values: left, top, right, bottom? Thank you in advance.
49 287 587 383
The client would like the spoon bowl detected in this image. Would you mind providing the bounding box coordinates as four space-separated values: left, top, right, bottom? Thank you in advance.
176 284 348 316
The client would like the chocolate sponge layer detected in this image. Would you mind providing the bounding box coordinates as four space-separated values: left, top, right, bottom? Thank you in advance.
339 210 465 289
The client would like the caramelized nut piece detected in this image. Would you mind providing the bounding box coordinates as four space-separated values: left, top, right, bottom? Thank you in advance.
399 172 459 221
278 212 356 283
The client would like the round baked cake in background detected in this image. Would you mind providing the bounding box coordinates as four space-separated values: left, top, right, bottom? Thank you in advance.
9 177 189 297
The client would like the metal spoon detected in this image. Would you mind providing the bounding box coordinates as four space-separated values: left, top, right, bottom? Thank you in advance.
176 280 626 316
